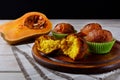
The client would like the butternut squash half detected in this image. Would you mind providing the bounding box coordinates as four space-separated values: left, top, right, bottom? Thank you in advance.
0 12 52 44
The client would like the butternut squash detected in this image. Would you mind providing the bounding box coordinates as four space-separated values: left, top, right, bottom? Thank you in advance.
0 12 52 44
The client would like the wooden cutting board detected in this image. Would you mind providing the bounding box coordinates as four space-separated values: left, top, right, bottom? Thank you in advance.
32 40 120 74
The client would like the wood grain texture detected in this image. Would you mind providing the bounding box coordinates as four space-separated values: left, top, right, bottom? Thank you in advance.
32 40 120 74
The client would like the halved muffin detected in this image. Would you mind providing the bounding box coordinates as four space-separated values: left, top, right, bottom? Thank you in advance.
60 34 88 60
35 34 88 60
35 35 60 54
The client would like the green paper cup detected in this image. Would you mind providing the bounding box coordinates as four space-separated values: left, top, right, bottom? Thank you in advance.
52 30 77 39
52 32 68 39
86 39 116 54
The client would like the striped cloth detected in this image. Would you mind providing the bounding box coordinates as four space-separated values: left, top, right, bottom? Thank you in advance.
11 42 120 80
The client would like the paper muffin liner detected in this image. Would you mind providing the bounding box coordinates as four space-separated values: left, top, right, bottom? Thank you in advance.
52 32 68 39
86 39 116 54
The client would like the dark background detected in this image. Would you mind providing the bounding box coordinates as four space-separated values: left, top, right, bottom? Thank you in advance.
0 0 119 19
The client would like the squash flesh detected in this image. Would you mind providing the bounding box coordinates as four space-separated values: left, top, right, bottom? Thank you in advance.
0 12 52 44
3 21 52 40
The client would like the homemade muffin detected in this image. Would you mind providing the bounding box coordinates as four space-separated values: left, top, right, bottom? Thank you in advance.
35 34 88 60
85 29 113 42
52 23 76 39
35 35 60 54
53 23 75 34
85 29 115 54
60 34 88 60
80 23 102 36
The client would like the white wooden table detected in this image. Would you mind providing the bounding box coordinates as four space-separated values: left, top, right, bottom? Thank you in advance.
0 19 120 80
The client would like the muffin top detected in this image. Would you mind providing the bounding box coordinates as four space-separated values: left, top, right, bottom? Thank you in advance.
85 29 113 42
53 23 75 34
80 23 102 36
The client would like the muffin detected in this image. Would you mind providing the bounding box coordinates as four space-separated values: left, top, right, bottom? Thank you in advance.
80 23 102 37
85 29 115 54
85 29 113 42
35 35 60 54
52 23 76 39
35 34 88 61
60 34 88 60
